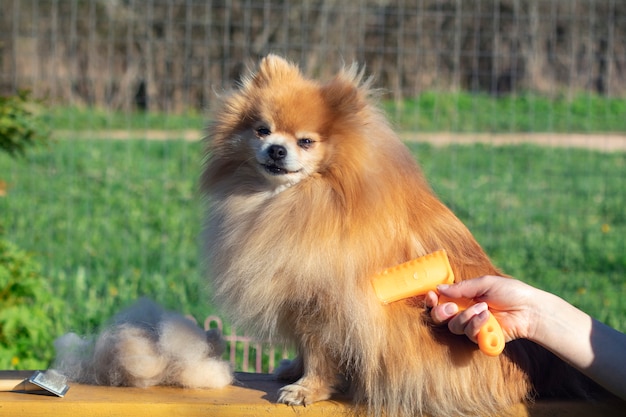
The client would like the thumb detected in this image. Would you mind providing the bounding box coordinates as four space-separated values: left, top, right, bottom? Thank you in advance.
437 278 489 300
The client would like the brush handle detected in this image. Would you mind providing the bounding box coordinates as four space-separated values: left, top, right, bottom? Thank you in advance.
371 250 505 356
438 295 505 356
477 311 506 356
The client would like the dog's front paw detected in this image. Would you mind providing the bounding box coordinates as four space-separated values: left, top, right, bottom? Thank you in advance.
278 382 331 406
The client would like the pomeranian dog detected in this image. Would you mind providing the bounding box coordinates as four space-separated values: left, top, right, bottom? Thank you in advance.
202 55 593 416
53 298 233 389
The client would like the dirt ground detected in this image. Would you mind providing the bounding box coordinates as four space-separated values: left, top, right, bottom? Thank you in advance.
399 132 626 152
56 130 626 152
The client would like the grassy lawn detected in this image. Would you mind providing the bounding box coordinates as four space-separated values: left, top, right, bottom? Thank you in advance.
1 140 208 332
1 92 625 369
46 91 626 134
2 138 624 334
411 142 626 331
385 91 626 133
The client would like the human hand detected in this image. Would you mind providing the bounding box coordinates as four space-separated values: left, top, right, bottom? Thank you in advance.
430 275 626 400
425 275 541 345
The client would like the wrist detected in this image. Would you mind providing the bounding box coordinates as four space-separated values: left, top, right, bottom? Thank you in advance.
527 290 594 368
524 287 561 343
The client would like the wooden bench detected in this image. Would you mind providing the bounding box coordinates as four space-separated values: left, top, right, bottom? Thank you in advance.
2 370 624 416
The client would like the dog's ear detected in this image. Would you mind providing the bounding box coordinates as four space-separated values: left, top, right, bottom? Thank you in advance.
248 54 302 88
321 65 372 116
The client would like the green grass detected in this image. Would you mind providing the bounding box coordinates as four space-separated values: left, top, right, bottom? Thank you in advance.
410 142 626 330
0 139 209 333
46 92 626 134
0 135 625 368
384 91 626 133
47 106 204 131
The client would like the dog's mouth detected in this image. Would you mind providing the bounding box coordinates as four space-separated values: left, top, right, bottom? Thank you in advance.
262 163 299 175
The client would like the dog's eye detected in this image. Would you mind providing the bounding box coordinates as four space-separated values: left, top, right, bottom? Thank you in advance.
256 127 271 137
297 138 314 149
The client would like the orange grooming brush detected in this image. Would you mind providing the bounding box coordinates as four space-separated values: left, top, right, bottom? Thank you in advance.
371 250 505 356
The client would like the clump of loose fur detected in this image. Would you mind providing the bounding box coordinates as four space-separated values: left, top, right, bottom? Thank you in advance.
53 298 233 389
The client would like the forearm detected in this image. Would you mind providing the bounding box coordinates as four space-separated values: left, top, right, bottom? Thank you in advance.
531 291 626 400
585 318 626 400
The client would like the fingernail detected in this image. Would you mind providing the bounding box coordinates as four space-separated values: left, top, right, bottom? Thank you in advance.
443 303 458 316
437 284 450 291
474 302 488 314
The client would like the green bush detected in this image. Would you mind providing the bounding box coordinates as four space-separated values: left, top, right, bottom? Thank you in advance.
0 90 60 369
0 235 66 369
0 91 49 158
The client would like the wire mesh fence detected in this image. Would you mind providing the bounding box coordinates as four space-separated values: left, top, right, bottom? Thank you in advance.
2 0 626 111
0 1 624 371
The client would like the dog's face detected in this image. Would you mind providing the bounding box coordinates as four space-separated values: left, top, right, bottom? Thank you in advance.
236 59 337 191
207 55 376 194
248 118 327 189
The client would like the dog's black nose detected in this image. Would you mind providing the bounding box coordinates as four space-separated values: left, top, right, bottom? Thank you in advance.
268 144 287 161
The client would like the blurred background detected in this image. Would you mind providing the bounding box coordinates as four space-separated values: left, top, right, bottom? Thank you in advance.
3 0 626 109
0 0 624 371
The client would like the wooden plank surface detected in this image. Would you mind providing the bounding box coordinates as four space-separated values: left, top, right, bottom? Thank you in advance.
1 371 624 417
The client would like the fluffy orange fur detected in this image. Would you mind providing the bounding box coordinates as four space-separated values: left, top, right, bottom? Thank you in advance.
202 55 591 416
